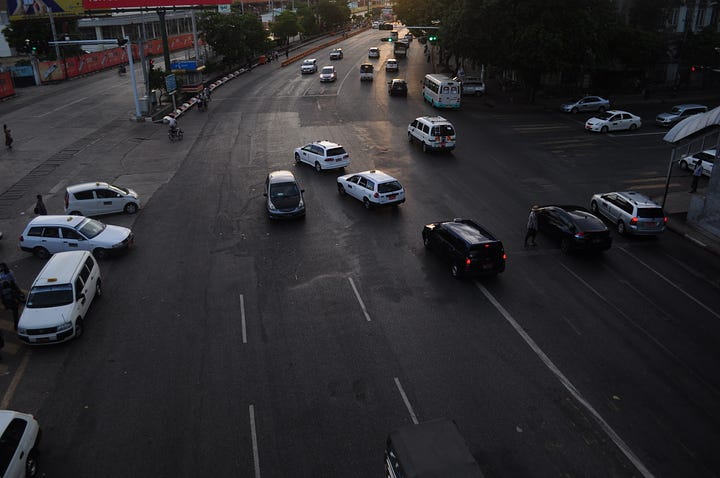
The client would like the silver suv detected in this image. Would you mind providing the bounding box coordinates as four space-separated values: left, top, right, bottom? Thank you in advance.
300 58 317 74
655 104 707 127
590 191 666 236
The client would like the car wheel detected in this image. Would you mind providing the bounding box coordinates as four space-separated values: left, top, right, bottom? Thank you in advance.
450 262 463 279
33 247 50 260
26 449 39 478
617 221 626 235
423 234 431 249
363 197 372 210
337 184 346 196
560 238 572 254
124 203 138 214
571 107 578 114
679 160 689 170
422 142 428 153
69 210 82 216
93 248 108 260
95 279 102 298
75 317 84 339
590 201 599 214
629 123 638 131
601 126 608 133
294 153 301 164
314 162 322 172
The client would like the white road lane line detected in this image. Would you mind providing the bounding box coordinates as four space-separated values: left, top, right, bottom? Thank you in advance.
618 247 720 320
475 282 655 478
249 404 261 478
34 97 89 117
1 351 31 409
240 294 247 344
348 277 371 322
394 377 419 425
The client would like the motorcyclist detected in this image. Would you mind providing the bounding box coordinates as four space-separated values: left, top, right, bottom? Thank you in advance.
168 116 179 137
118 65 127 75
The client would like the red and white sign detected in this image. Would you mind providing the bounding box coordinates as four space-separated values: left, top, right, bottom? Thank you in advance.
83 0 226 8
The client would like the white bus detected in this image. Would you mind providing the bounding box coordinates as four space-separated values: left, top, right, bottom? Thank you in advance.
422 74 461 109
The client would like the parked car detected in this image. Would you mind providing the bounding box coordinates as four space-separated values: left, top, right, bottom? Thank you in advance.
368 47 380 58
300 58 318 74
454 76 485 96
407 116 456 153
329 48 343 60
590 191 667 235
0 410 41 477
561 96 610 114
422 218 506 278
655 104 707 127
535 205 612 253
264 170 305 219
319 65 337 82
19 215 134 259
388 78 408 97
294 141 350 172
65 181 140 216
385 58 398 72
585 110 641 133
336 170 405 209
678 149 716 177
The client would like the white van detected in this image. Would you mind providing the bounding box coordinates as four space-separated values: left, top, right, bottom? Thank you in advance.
17 250 101 345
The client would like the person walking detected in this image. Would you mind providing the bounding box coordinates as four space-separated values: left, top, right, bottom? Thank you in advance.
1 280 20 330
4 124 12 149
34 194 47 215
524 205 539 246
0 263 16 288
285 48 289 59
689 160 704 193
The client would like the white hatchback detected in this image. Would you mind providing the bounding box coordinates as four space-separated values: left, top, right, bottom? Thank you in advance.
294 141 351 172
385 58 398 72
65 181 140 216
337 170 405 209
19 215 134 259
585 110 641 133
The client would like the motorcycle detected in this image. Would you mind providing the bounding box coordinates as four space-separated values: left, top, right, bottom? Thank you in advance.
197 97 207 112
168 127 184 142
118 65 127 76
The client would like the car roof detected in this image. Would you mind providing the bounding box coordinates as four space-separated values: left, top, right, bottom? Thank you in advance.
615 191 661 207
442 219 496 244
34 250 90 285
321 65 334 70
355 170 398 183
416 116 451 125
603 110 632 115
0 410 34 430
369 47 379 50
268 170 297 183
312 140 342 149
27 215 85 228
302 58 316 63
672 104 706 109
67 181 110 192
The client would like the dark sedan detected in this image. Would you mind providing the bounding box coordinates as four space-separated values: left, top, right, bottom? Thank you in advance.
388 79 408 97
536 205 612 253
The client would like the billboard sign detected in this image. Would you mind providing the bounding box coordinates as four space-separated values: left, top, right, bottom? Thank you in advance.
83 0 227 8
9 0 84 20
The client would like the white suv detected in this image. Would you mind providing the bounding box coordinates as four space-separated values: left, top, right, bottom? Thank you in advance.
300 58 318 74
19 215 134 259
590 191 666 235
336 170 405 209
65 181 140 216
407 116 456 153
0 410 41 477
294 141 351 171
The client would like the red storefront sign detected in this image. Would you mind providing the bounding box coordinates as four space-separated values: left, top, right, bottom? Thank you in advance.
83 0 226 8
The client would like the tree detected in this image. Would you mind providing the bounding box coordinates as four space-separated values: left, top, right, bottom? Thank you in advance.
199 12 270 67
2 17 83 59
296 5 320 37
270 10 301 46
316 0 351 31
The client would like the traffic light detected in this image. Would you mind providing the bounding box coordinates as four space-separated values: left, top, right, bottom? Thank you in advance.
428 34 438 44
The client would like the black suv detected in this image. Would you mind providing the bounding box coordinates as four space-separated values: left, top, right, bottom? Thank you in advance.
422 219 506 278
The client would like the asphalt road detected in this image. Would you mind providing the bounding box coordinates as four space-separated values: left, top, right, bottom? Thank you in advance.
1 27 720 477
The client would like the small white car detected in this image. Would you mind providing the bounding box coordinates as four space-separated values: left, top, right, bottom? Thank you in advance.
368 47 380 58
319 65 337 82
385 58 398 72
407 116 456 153
294 141 351 172
329 48 343 60
561 96 610 113
19 215 134 259
300 58 318 74
337 170 405 209
0 410 41 477
585 110 641 133
18 250 101 344
65 181 140 216
678 149 715 177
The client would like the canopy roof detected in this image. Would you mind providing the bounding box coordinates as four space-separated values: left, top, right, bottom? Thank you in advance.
663 105 720 144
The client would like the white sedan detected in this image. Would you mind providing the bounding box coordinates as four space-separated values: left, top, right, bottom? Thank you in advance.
585 110 641 133
678 149 715 177
337 170 405 209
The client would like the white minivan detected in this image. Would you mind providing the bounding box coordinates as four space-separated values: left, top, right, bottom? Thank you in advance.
17 250 101 344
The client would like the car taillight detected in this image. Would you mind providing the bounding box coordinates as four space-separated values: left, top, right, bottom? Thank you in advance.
630 217 638 225
663 217 668 223
503 253 507 260
19 235 24 242
373 192 379 198
574 232 585 239
465 258 471 266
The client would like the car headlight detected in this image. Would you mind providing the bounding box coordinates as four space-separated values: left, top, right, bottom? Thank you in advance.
18 327 27 334
298 198 304 208
268 200 277 211
57 322 73 331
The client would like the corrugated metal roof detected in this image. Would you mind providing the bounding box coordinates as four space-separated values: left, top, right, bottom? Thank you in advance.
663 105 720 144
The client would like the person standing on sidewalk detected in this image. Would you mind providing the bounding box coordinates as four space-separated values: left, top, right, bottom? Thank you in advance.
524 205 539 246
34 194 47 215
689 160 703 193
1 280 21 330
4 124 12 149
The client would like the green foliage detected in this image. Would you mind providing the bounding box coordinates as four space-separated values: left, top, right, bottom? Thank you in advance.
3 19 54 58
270 10 301 46
316 0 351 30
683 27 720 68
198 12 270 67
296 5 320 36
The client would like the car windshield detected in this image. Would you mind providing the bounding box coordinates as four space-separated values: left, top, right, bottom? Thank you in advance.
321 67 333 74
596 112 613 120
26 284 74 308
77 218 106 239
432 125 455 136
378 181 402 193
361 65 373 72
670 106 682 114
326 147 346 156
302 60 313 66
270 182 300 198
568 98 580 104
109 184 129 194
637 208 665 218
